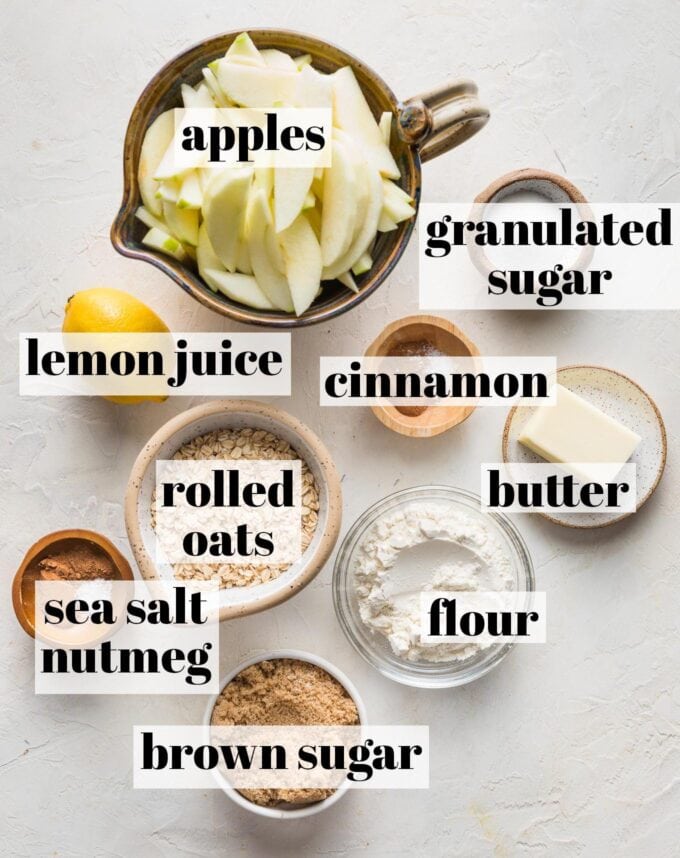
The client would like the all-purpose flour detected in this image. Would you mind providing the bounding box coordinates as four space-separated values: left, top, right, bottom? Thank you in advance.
354 501 515 662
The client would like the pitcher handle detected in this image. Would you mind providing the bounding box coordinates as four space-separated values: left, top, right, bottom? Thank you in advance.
397 80 489 163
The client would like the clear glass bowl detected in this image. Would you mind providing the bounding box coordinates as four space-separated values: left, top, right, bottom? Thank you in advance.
332 485 534 688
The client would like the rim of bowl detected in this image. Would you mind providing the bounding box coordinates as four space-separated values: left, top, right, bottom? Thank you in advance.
204 649 367 819
124 400 342 620
111 28 420 328
332 485 535 688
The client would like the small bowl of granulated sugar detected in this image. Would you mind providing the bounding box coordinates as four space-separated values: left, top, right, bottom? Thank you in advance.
206 651 366 819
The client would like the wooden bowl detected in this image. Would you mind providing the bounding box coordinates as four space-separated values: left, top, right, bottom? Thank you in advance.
12 529 134 639
365 314 480 437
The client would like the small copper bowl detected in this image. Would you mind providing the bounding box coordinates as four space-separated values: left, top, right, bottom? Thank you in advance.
111 29 489 328
12 529 134 639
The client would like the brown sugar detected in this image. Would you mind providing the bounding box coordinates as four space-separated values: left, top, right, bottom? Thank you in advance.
211 658 360 807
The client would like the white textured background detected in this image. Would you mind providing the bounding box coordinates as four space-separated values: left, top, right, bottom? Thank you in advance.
2 1 679 855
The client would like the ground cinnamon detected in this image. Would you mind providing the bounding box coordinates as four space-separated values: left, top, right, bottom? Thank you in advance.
388 339 444 416
33 539 118 581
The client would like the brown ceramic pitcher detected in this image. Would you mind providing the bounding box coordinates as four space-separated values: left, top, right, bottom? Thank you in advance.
111 29 489 327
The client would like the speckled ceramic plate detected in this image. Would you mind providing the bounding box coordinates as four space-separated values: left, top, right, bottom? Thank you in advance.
502 365 667 528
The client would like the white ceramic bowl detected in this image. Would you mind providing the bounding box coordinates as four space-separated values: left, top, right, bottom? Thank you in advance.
204 650 367 819
125 400 342 620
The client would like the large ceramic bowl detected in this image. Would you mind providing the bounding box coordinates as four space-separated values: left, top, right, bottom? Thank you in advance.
125 400 342 620
111 29 488 327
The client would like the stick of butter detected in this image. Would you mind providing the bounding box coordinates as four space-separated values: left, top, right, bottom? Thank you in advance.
518 384 641 483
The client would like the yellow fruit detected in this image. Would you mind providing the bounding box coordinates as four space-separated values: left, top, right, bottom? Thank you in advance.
63 287 170 404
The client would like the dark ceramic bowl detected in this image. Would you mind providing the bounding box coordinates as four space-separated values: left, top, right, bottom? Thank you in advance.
111 29 489 327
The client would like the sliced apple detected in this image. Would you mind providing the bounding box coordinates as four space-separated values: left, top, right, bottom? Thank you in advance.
305 205 321 239
260 48 297 71
235 236 253 275
135 205 167 233
294 53 312 70
253 164 274 199
162 201 199 246
142 226 188 262
196 222 224 273
181 82 214 108
202 167 253 270
222 32 265 67
351 252 372 276
155 178 180 203
279 213 322 315
323 164 383 279
332 66 399 178
337 271 358 292
377 210 398 231
202 67 230 106
246 188 294 311
379 111 392 146
274 166 314 232
294 64 333 108
202 269 275 310
177 171 203 209
320 139 358 267
214 62 297 107
382 178 416 222
138 110 175 217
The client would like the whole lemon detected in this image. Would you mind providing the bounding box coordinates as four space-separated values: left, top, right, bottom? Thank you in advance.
63 287 170 404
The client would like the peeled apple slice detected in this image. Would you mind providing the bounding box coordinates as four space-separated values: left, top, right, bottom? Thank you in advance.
382 179 416 222
323 165 383 279
253 165 274 199
294 64 333 108
138 110 175 217
379 112 392 146
202 268 275 310
135 205 167 233
223 32 265 67
196 223 224 274
320 140 358 267
279 213 323 315
247 189 294 312
181 82 214 108
155 179 180 203
162 201 199 246
202 167 253 270
332 128 370 243
202 68 230 106
260 48 297 71
235 236 253 275
142 227 188 262
332 67 399 179
378 211 398 232
214 62 297 107
274 166 315 232
177 171 203 209
338 271 358 292
351 252 372 276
